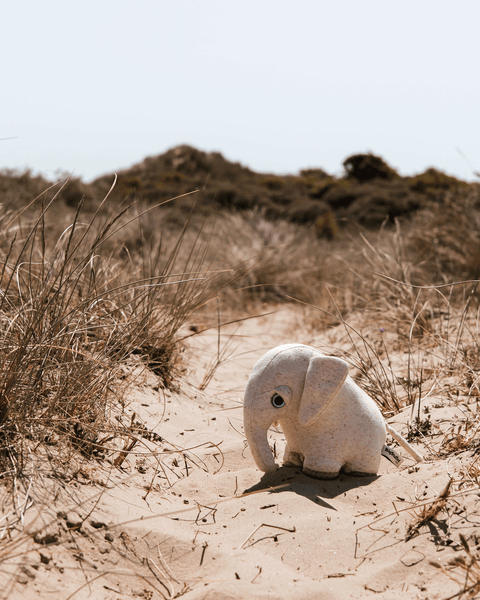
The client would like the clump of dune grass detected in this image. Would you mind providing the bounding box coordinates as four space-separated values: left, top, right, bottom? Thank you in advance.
406 187 480 283
205 209 333 306
0 180 221 483
294 199 480 422
320 278 480 421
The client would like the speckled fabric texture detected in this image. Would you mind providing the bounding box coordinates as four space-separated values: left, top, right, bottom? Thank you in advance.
244 344 387 479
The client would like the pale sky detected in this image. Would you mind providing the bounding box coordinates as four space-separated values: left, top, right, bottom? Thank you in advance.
2 1 480 182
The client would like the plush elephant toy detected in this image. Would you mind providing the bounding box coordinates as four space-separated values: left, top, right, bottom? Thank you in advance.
244 343 421 479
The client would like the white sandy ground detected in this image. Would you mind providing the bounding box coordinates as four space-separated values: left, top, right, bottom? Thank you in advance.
2 307 480 599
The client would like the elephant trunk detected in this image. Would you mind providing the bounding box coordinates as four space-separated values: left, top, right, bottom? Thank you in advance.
244 410 277 473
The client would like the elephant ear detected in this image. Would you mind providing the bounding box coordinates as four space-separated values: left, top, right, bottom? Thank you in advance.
298 356 349 427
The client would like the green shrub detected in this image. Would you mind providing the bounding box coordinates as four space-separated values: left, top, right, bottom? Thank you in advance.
407 167 467 197
308 176 338 200
287 199 331 226
299 168 330 179
342 181 421 226
343 153 399 183
260 176 284 191
160 172 186 184
321 179 357 209
120 175 142 190
59 177 94 208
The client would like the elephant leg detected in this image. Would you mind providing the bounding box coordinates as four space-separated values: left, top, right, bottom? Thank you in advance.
343 470 377 477
283 443 304 467
302 456 343 480
283 451 304 467
342 455 381 477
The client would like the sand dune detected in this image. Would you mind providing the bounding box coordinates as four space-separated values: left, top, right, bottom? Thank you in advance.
4 308 478 599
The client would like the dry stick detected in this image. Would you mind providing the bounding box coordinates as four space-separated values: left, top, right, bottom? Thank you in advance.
114 413 140 467
442 582 480 600
374 273 480 290
354 485 476 559
209 442 225 475
157 544 182 585
198 317 239 391
199 542 208 566
142 460 161 502
148 557 174 598
122 438 221 458
406 478 453 540
407 300 429 416
0 478 33 531
194 502 217 525
228 418 244 437
177 309 280 342
385 423 424 463
216 294 221 360
240 524 296 549
67 531 91 594
198 331 243 391
81 460 117 524
145 559 170 599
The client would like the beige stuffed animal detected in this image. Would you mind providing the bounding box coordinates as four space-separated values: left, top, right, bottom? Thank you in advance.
244 344 422 479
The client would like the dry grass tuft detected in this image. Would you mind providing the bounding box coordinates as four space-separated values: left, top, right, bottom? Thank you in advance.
431 533 480 599
406 478 453 540
207 210 332 306
0 181 221 483
407 189 480 283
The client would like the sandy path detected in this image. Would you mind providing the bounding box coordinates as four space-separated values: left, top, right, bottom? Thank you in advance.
6 308 478 599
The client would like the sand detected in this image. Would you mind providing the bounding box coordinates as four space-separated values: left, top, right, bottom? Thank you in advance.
3 307 479 599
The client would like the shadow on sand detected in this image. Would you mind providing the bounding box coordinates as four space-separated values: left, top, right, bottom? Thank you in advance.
243 465 378 510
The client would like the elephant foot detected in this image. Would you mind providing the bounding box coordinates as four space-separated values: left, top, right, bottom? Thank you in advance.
303 467 339 480
284 451 304 467
343 470 377 477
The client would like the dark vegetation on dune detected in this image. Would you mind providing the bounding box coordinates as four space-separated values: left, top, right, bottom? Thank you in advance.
89 146 470 232
1 145 471 233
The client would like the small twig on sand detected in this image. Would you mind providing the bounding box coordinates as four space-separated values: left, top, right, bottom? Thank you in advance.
200 541 208 566
157 544 181 585
146 558 173 598
114 413 139 468
240 524 296 549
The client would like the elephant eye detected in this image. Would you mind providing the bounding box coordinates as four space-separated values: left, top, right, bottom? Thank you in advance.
271 393 285 408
